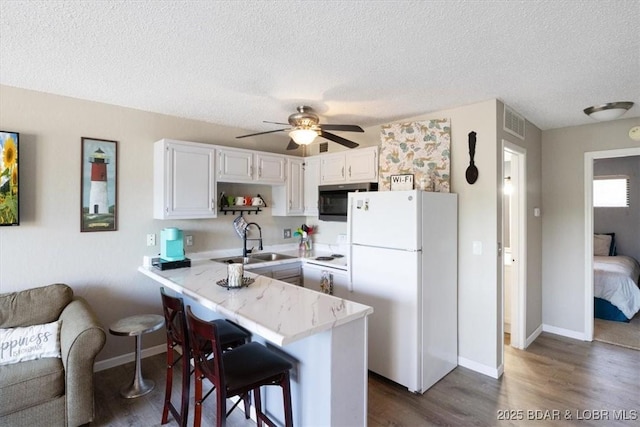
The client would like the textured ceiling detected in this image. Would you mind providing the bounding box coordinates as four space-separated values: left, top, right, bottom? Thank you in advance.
1 0 639 139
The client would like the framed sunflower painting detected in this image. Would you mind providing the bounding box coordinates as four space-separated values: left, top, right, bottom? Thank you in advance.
81 137 118 232
0 130 19 226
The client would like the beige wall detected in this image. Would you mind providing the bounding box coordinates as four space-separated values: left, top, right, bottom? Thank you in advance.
0 85 306 361
541 117 640 333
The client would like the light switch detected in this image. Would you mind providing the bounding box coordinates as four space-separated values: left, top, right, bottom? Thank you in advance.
534 207 541 217
473 241 482 255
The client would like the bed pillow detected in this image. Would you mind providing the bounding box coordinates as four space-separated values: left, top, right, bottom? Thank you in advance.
0 320 61 366
595 233 617 256
594 234 612 256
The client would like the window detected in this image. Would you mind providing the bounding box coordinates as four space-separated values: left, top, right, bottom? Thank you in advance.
593 175 630 207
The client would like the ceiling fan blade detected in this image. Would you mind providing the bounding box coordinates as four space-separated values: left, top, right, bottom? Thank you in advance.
286 139 300 150
236 128 289 139
320 131 359 149
263 121 290 126
320 124 364 132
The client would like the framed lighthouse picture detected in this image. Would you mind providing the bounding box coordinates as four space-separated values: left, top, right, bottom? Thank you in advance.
81 137 118 232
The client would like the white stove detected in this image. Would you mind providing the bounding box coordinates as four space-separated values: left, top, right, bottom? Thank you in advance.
304 253 348 270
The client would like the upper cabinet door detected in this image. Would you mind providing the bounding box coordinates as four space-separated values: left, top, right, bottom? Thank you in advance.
288 158 305 215
256 153 286 184
320 153 346 184
154 139 217 219
218 148 253 182
346 146 378 183
272 157 305 216
303 157 321 215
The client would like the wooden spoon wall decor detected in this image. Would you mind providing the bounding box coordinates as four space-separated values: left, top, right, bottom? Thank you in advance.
465 131 478 184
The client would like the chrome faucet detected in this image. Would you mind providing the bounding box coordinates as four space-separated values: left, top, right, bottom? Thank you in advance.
243 222 263 258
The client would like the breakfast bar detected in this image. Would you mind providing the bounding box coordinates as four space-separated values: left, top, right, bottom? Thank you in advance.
138 259 373 426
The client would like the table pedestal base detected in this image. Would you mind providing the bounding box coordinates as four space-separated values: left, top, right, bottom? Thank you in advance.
120 334 155 398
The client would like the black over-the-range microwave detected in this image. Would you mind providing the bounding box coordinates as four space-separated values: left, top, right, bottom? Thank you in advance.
318 182 378 222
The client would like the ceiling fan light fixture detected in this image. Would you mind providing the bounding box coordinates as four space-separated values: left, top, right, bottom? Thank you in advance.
583 101 634 121
289 128 319 145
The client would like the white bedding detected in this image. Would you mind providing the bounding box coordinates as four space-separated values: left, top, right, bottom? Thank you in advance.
594 255 640 319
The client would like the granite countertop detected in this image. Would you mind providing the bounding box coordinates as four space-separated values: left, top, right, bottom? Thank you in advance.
138 258 372 346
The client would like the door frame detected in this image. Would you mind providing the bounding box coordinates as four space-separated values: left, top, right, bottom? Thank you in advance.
583 146 640 340
502 140 527 350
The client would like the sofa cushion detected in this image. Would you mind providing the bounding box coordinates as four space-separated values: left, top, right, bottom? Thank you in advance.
0 284 73 328
0 357 65 416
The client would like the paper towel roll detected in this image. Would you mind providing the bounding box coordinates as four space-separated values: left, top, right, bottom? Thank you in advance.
227 263 244 288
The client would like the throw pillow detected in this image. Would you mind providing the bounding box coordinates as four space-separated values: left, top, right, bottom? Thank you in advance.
0 320 61 366
593 234 612 256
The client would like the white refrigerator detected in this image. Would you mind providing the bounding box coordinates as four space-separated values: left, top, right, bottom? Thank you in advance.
347 190 457 393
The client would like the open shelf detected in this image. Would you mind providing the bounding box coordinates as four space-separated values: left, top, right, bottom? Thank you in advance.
219 206 262 216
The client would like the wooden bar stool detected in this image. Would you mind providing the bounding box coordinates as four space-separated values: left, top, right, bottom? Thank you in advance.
160 288 250 427
109 314 164 398
186 305 294 427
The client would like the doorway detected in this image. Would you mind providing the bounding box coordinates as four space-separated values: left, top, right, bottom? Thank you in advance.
503 141 527 351
583 147 640 341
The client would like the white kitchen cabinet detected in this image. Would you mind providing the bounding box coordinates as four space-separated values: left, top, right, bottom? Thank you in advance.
303 156 321 216
217 148 253 182
153 139 217 219
218 148 286 184
320 146 378 184
256 153 286 184
302 264 349 298
347 146 378 182
272 157 305 216
320 153 347 184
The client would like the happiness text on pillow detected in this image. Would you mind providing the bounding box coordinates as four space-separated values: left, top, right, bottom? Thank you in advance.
1 331 54 359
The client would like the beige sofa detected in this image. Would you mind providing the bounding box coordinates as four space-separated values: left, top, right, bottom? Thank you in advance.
0 284 106 427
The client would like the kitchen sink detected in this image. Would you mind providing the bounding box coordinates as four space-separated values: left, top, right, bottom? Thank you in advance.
211 252 296 265
249 252 296 262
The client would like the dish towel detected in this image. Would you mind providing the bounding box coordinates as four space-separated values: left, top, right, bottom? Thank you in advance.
320 271 333 295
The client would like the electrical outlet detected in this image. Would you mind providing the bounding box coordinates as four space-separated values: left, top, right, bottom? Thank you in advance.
185 235 193 246
146 233 156 246
284 228 292 239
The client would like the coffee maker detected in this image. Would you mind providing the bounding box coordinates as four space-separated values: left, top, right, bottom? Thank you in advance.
153 227 191 270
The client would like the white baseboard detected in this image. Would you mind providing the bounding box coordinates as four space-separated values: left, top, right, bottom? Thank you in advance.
94 344 166 372
458 356 501 379
525 324 543 348
541 324 587 341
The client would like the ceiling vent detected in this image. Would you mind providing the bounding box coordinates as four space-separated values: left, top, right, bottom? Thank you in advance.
504 106 526 140
319 142 329 153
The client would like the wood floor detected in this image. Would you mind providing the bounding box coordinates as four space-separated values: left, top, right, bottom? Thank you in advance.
93 332 639 426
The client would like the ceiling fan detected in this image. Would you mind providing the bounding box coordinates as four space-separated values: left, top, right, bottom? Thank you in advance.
236 105 364 150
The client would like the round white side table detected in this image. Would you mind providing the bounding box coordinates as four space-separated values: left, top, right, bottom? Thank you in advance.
109 314 164 398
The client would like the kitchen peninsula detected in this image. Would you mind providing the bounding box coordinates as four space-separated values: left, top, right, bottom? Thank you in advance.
139 259 373 426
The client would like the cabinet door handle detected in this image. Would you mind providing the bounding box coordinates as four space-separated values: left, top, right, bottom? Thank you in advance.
341 167 345 177
211 199 215 210
349 166 352 177
258 167 262 178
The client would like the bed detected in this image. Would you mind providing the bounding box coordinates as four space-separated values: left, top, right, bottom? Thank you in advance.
594 255 640 322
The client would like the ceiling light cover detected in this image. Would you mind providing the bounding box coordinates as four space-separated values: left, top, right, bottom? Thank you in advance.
289 128 318 145
583 102 634 121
